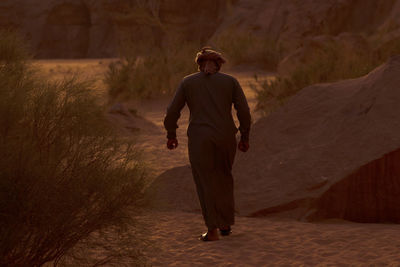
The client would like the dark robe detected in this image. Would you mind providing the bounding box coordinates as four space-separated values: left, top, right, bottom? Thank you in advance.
164 71 251 229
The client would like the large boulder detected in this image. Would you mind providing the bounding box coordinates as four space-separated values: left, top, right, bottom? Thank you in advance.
147 56 400 223
234 55 400 222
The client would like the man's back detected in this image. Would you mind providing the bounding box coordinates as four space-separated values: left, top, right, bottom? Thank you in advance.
164 71 251 140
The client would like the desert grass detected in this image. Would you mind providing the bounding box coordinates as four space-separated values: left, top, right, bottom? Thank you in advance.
0 30 147 266
105 40 198 101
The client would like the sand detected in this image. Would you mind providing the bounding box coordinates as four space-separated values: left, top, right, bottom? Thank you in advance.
137 211 400 266
36 60 400 266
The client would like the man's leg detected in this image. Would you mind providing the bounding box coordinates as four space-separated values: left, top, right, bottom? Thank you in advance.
214 134 237 229
188 128 238 240
188 128 222 240
189 133 219 229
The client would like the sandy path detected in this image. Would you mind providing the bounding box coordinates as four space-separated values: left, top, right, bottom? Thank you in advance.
137 211 400 266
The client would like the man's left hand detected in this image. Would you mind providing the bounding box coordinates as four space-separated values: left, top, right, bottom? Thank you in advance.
167 138 178 150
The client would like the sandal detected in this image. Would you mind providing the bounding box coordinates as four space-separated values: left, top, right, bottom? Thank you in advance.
219 227 232 236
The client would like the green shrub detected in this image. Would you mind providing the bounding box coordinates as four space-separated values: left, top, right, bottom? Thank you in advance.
0 31 146 266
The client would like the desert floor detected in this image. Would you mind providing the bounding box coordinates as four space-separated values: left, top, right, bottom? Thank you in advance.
37 60 400 266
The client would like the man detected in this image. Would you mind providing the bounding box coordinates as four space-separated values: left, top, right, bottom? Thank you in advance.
163 47 251 241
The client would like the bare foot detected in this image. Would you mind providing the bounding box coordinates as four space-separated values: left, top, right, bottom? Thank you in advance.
199 228 219 241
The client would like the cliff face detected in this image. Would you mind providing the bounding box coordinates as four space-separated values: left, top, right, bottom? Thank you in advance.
1 0 400 59
0 0 227 58
214 0 400 53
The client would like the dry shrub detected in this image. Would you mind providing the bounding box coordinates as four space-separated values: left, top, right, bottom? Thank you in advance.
212 29 282 70
0 31 146 266
105 42 198 100
253 38 400 116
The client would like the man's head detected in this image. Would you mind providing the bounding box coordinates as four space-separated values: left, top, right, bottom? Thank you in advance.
195 47 226 75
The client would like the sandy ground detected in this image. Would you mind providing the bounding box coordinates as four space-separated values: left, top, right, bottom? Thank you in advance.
36 60 400 266
137 211 400 266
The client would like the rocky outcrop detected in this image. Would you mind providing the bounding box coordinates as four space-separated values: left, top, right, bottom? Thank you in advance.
0 0 228 58
1 0 400 60
213 0 400 54
233 55 400 222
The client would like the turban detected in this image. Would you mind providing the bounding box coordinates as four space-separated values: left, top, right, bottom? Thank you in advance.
195 47 226 71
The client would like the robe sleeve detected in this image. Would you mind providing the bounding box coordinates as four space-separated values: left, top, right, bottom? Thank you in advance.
232 78 251 141
163 81 186 139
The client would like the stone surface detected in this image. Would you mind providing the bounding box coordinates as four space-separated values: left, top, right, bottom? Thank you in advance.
233 55 400 221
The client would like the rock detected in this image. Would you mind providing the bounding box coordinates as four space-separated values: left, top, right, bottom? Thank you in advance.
37 1 91 58
212 0 400 58
145 165 200 212
0 0 229 58
233 55 400 222
310 148 400 223
2 0 400 62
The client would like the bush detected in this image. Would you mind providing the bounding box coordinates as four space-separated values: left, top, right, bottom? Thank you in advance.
252 38 399 116
105 42 198 100
0 31 146 266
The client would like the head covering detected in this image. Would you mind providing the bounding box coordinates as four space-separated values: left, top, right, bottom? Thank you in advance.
195 47 226 73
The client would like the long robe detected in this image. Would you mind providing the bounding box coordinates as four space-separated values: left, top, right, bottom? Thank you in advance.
164 71 251 229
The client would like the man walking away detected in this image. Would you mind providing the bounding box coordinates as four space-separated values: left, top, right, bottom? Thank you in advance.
164 47 251 241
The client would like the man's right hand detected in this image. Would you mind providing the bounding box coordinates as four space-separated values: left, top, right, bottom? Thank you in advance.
167 138 178 150
238 140 249 152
